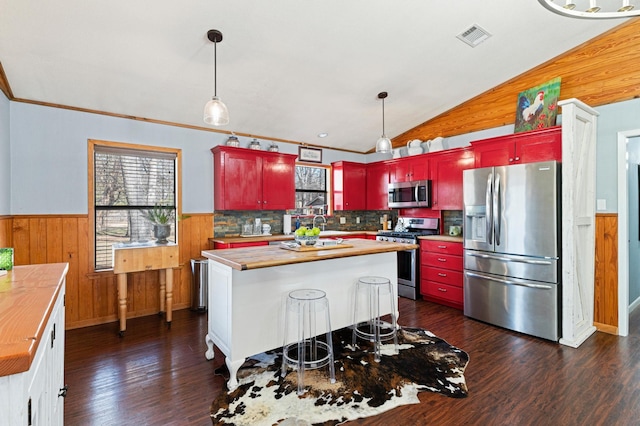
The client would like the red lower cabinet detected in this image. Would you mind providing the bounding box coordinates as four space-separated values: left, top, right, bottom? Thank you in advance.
420 239 463 310
213 241 268 249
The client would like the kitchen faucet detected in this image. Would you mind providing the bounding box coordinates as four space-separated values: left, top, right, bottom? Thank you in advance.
313 215 327 231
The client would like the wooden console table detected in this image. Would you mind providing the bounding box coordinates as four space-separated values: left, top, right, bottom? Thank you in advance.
112 243 179 336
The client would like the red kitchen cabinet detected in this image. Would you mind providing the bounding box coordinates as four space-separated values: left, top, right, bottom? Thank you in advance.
429 148 475 210
332 161 366 211
212 146 297 210
420 239 463 310
471 126 561 168
213 241 268 249
389 155 429 182
366 161 390 210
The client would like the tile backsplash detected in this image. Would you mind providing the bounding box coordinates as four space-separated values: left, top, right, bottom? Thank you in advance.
213 210 398 237
213 210 462 237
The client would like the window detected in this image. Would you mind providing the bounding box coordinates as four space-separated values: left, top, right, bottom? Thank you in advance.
294 163 331 215
89 141 180 271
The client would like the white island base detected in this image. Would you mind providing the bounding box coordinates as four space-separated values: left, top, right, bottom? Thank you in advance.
203 251 398 390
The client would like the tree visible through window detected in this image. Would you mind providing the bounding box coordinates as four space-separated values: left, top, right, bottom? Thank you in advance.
92 143 178 270
294 164 330 215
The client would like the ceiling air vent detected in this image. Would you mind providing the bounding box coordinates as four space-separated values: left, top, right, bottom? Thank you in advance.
456 24 491 48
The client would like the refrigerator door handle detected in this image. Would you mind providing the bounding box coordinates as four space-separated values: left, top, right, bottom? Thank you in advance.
467 252 554 265
465 271 553 289
486 172 493 244
494 172 501 246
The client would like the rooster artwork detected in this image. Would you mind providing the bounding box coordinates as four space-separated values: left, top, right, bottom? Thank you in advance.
514 77 561 133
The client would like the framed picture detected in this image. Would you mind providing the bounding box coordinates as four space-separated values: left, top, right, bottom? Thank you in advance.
514 77 561 133
298 146 323 163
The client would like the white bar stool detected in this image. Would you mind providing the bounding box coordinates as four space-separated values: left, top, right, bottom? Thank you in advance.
352 276 398 362
281 288 336 395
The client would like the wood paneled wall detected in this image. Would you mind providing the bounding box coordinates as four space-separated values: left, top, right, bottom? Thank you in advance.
1 212 620 332
0 216 11 247
5 213 213 330
594 213 619 334
394 19 640 147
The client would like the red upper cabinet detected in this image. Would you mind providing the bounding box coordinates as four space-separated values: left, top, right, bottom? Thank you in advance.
471 126 561 168
332 161 366 210
212 146 297 210
390 155 429 182
430 148 475 210
366 161 390 210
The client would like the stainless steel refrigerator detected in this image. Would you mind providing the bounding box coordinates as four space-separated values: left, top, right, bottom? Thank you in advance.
463 161 561 341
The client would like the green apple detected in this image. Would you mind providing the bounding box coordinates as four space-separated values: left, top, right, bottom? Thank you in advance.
311 227 321 236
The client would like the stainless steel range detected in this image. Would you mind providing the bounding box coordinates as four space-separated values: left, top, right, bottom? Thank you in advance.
376 217 439 300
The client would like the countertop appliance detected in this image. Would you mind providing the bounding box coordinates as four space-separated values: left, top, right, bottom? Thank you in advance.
463 161 561 341
388 180 431 208
377 217 439 300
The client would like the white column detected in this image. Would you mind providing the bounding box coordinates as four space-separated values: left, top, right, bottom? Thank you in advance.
558 98 599 348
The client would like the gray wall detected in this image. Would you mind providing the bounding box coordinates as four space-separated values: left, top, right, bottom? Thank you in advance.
595 98 640 212
0 93 9 215
6 98 640 215
8 102 364 215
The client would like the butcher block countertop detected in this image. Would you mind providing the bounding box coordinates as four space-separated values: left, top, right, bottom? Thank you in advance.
202 238 416 271
418 235 463 243
209 230 379 245
0 263 69 377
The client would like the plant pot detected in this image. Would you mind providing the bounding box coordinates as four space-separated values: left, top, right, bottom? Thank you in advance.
153 224 171 244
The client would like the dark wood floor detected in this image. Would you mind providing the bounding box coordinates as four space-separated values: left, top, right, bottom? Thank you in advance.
64 299 640 425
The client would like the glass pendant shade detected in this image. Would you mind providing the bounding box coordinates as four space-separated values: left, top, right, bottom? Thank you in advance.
376 135 392 153
204 96 229 126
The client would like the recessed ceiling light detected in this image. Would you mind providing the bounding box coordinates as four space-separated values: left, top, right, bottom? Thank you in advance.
318 133 328 138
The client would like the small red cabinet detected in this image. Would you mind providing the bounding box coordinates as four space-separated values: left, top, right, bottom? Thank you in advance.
366 161 390 210
420 239 463 310
332 161 367 210
212 146 297 210
471 126 561 168
389 155 429 182
429 148 475 210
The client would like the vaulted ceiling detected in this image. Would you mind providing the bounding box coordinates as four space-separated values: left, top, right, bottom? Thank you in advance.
0 1 628 153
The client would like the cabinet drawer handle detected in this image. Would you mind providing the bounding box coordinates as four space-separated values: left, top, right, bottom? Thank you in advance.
437 258 447 262
438 273 447 277
438 287 448 292
437 245 447 249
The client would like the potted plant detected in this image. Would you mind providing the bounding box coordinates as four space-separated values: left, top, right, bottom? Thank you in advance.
141 205 175 244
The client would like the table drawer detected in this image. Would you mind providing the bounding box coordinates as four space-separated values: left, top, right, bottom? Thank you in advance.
420 280 463 305
421 252 463 270
422 266 463 287
420 240 463 256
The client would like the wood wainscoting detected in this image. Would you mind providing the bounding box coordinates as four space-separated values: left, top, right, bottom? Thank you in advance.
594 213 619 334
5 213 213 330
0 213 622 332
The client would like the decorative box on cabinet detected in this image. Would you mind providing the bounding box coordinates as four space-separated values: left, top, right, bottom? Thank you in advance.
212 146 297 210
0 264 69 426
332 161 367 210
389 155 429 182
429 148 475 210
366 161 390 210
471 126 561 168
420 239 463 309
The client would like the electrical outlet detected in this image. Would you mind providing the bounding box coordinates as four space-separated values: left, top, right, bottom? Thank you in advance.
340 217 346 224
380 217 384 224
356 217 361 224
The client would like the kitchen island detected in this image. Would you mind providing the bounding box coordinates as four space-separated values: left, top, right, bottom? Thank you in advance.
201 238 416 390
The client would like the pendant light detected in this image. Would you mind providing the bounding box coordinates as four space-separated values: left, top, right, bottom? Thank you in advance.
375 92 392 153
203 29 229 126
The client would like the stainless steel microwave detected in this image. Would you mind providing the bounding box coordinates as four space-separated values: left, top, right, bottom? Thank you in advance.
388 180 431 208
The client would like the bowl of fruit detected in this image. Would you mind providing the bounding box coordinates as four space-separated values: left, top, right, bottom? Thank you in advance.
294 226 321 246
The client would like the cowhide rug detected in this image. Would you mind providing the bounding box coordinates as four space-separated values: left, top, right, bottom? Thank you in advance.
210 326 469 426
